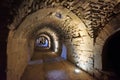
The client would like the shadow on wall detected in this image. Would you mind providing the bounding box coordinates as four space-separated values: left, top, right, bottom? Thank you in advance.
0 27 9 80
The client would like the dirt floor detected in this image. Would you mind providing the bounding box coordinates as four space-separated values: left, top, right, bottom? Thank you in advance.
21 50 94 80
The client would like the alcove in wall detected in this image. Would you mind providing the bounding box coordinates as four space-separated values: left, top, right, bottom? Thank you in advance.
102 30 120 79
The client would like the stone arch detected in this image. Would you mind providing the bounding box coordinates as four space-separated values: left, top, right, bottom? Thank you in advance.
7 5 93 80
102 30 120 76
35 34 51 49
94 13 120 79
34 27 60 53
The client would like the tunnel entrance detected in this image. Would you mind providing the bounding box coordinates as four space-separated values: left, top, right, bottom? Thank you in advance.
7 6 94 80
36 36 49 48
102 30 120 78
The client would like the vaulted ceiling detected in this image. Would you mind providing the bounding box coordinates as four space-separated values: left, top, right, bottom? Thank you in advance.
0 0 120 80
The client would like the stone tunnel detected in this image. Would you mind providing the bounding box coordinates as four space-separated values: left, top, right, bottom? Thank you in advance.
0 0 120 80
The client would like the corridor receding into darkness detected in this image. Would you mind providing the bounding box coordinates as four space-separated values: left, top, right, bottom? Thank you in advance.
0 0 120 80
19 31 93 80
102 31 120 79
21 45 93 80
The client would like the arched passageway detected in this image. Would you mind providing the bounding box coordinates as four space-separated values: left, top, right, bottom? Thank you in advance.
7 6 93 80
20 36 93 80
102 30 120 79
5 0 120 80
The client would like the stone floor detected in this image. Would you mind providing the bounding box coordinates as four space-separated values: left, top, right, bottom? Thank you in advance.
21 50 94 80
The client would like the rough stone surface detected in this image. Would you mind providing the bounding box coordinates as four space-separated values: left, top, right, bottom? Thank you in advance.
5 0 120 80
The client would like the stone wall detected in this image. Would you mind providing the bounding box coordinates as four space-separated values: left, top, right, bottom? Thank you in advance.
7 6 93 80
94 13 120 79
7 0 120 80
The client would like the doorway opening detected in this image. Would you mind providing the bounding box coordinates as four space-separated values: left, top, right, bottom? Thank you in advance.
36 36 49 48
102 31 120 78
61 44 67 60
